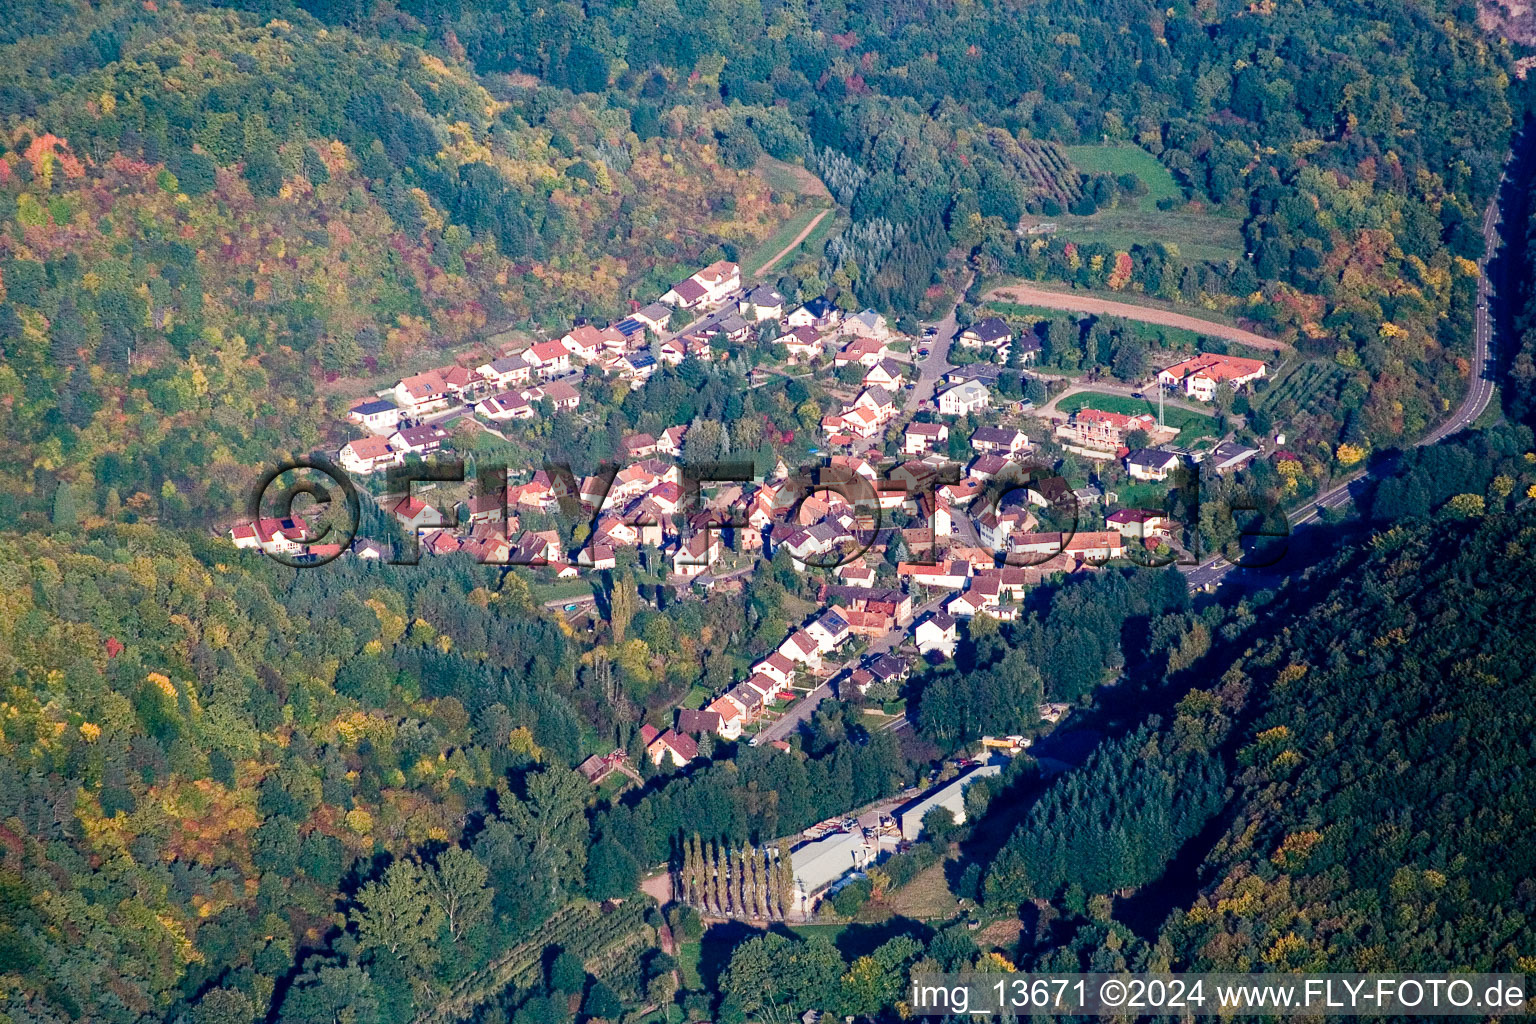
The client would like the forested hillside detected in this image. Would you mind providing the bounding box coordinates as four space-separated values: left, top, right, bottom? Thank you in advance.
968 459 1536 977
0 2 800 525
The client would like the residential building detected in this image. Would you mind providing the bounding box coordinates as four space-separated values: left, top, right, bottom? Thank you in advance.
632 302 672 333
1055 408 1157 453
339 436 402 475
937 380 990 416
229 514 311 556
1203 441 1259 474
524 341 572 378
348 398 403 434
1125 448 1183 482
903 422 949 455
781 325 825 363
393 371 450 414
389 423 449 456
914 611 958 658
784 296 842 329
661 277 709 308
957 317 1012 353
970 426 1029 457
744 285 784 321
646 729 699 768
1157 353 1266 401
477 354 532 388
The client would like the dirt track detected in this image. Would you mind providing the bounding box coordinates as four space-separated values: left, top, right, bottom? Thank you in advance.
754 209 831 278
985 283 1291 352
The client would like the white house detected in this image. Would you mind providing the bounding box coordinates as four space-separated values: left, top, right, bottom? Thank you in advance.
339 436 403 475
1125 449 1183 482
937 380 990 417
348 399 403 434
1157 353 1267 401
914 611 958 658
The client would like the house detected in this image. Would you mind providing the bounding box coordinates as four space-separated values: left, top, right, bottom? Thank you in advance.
970 426 1029 457
348 398 403 434
676 708 723 739
661 277 709 308
897 560 971 590
646 729 699 768
957 317 1012 354
389 423 449 456
744 285 784 321
524 341 572 378
339 436 403 475
1157 353 1266 401
657 425 687 456
1013 329 1043 364
229 514 310 555
914 611 958 658
837 562 877 587
1055 408 1157 453
537 380 581 413
781 325 825 363
779 629 824 668
1106 508 1170 540
968 454 1010 481
391 495 447 532
863 653 909 689
1013 530 1126 563
864 358 905 388
897 762 1004 840
393 371 450 414
439 365 482 399
716 314 753 343
754 652 798 687
946 364 1003 388
559 325 605 362
691 260 741 304
784 296 842 329
790 830 874 910
632 302 673 333
937 380 990 416
1203 441 1260 474
477 354 532 388
805 610 852 653
835 337 889 368
904 422 949 455
657 338 686 366
1125 448 1183 482
705 696 746 739
476 392 535 421
843 309 891 340
619 352 658 381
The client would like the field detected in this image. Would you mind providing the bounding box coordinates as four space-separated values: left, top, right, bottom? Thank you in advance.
1057 390 1216 444
1046 144 1245 262
1064 144 1182 211
755 156 833 200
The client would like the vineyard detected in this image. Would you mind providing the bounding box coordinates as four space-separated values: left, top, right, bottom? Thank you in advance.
677 835 797 921
412 899 654 1024
1255 360 1346 416
988 128 1084 207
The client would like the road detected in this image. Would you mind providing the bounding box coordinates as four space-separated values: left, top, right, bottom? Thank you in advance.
904 275 973 414
750 591 950 745
1181 192 1503 591
984 282 1291 353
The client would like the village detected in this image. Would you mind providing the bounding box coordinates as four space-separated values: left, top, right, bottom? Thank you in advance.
230 259 1276 911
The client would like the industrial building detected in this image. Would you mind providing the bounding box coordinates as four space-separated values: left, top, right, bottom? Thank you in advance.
789 830 875 910
896 761 1005 840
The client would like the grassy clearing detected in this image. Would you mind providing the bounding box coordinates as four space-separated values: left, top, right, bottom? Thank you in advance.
1058 390 1216 444
883 859 960 920
755 156 833 200
532 578 597 605
1051 206 1246 263
676 941 703 989
1064 144 1181 211
744 207 830 278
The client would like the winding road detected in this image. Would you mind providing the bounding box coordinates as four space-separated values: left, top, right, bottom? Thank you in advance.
1182 192 1503 591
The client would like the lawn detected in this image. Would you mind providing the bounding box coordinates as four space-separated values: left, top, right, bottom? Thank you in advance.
1065 144 1183 211
755 156 833 200
1058 390 1217 444
531 578 598 605
676 940 703 990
